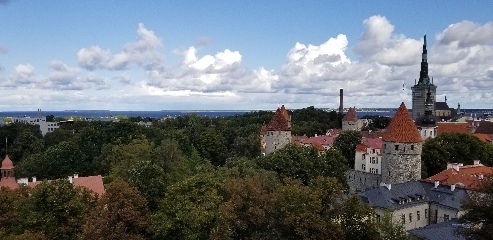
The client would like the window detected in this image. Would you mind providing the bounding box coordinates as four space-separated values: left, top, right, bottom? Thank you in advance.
376 158 379 164
376 214 381 223
376 169 378 174
395 145 399 151
425 209 428 218
417 211 421 221
411 145 414 150
372 149 376 154
362 164 366 171
409 213 412 222
444 214 450 222
401 214 406 224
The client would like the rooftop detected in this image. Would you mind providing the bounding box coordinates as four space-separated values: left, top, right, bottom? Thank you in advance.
382 103 422 143
266 105 291 131
437 122 470 135
343 107 359 121
0 155 13 170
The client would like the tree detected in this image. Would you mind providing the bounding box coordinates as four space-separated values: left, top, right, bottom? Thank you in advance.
0 186 30 235
378 211 413 240
196 127 228 166
457 177 493 240
422 133 493 177
257 144 321 185
152 171 224 239
319 148 349 189
333 130 362 168
125 160 167 210
16 180 96 240
80 179 150 240
11 130 43 162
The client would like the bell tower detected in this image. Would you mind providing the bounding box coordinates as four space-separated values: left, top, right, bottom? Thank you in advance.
412 35 436 120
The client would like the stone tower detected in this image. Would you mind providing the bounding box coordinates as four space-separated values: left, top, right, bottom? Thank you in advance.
416 86 437 140
381 103 423 185
342 107 360 131
264 105 292 155
412 35 436 120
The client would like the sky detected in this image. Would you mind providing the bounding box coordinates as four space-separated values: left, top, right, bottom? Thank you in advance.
0 1 492 111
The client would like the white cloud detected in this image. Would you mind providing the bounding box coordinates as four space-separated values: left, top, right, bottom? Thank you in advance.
15 63 34 81
77 46 110 70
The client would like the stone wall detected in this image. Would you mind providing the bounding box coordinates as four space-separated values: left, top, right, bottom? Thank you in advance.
346 170 382 193
381 142 422 185
264 130 292 155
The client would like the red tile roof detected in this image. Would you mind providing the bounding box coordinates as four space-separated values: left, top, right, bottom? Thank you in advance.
343 107 359 121
425 163 493 189
73 175 105 196
382 103 422 143
437 122 470 135
267 105 291 131
360 130 385 139
361 137 382 149
0 155 14 169
474 133 493 143
0 178 19 189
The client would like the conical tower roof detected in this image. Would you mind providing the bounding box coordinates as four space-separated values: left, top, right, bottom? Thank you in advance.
267 105 291 131
383 103 422 143
343 107 359 121
0 155 14 169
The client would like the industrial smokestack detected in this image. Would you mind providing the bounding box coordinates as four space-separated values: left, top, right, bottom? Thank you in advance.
339 89 343 114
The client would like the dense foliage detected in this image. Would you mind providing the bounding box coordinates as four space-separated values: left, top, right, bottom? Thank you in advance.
458 177 493 240
421 133 493 178
0 108 423 239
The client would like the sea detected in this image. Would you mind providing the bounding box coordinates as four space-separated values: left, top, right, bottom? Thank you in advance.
0 109 490 119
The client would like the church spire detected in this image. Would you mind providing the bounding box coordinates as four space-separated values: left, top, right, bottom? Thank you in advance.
417 35 431 86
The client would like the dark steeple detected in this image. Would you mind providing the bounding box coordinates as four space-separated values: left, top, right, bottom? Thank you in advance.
417 35 431 86
421 86 436 126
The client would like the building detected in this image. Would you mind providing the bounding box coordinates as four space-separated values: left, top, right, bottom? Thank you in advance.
381 102 423 185
263 105 292 155
347 103 422 192
425 160 493 190
12 116 60 136
342 107 362 131
354 138 383 174
0 155 104 195
360 180 469 231
416 87 437 140
412 35 437 121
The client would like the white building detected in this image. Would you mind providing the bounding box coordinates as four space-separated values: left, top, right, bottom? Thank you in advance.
12 116 60 136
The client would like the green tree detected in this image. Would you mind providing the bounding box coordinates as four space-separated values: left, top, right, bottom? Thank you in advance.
196 127 228 166
378 211 412 240
125 160 166 210
422 133 493 177
102 138 153 181
0 186 30 235
152 171 224 239
80 179 150 240
333 130 362 168
11 130 43 162
457 177 493 240
319 148 350 189
16 180 96 240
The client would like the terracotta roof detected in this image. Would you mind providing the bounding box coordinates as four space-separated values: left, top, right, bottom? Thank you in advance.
437 122 470 135
266 105 291 131
473 133 493 143
475 121 493 134
382 103 422 143
0 155 14 169
311 142 325 152
300 135 337 146
361 137 382 150
360 130 384 139
73 175 105 196
343 107 359 121
425 163 493 189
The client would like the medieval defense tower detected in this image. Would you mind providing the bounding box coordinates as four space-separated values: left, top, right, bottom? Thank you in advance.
264 105 292 155
381 103 423 185
412 35 436 120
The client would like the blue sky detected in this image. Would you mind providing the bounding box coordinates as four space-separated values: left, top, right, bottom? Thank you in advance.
0 1 492 110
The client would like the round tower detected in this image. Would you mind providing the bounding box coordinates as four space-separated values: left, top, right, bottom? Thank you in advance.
264 105 292 155
381 103 423 185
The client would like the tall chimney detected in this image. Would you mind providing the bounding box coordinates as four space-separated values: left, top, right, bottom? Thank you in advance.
339 89 343 114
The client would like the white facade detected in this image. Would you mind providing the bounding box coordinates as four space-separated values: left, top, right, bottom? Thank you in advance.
354 147 382 174
418 126 437 140
12 117 60 136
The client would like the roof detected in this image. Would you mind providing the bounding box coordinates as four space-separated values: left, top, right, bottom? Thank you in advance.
382 103 422 143
266 105 291 131
73 175 105 196
343 107 359 121
361 137 382 149
473 133 493 143
360 130 384 139
437 122 470 135
298 135 337 146
359 181 469 211
0 178 20 189
408 221 465 240
435 102 451 111
425 163 493 189
475 121 493 134
0 155 14 170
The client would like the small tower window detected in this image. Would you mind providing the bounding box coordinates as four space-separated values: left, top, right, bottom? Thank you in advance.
411 145 414 150
395 145 399 151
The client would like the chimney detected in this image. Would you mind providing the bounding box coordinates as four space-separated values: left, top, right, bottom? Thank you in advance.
339 89 343 115
474 160 481 165
380 182 391 190
74 174 79 179
32 176 36 183
450 184 456 191
479 174 484 180
68 176 73 184
434 180 439 188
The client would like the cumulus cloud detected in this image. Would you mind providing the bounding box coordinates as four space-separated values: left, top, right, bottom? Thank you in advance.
437 21 493 48
15 63 34 82
78 23 163 70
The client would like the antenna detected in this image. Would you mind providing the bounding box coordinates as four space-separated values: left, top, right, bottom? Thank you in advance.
5 137 7 155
